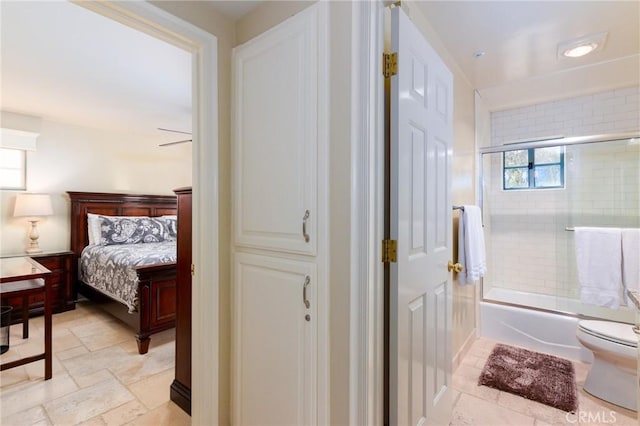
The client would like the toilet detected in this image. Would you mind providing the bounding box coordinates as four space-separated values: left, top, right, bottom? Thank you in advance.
576 320 638 411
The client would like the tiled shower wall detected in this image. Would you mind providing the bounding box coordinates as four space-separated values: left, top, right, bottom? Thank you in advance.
484 86 640 299
491 86 639 144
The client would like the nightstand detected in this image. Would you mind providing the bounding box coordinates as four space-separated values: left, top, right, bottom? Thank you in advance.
1 251 75 323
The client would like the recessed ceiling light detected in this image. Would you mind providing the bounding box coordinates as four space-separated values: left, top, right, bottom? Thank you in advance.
557 32 608 60
563 43 598 58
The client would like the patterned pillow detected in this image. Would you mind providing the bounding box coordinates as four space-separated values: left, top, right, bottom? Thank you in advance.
99 216 168 245
160 216 178 241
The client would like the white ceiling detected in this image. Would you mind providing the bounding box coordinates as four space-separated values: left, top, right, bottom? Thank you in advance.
1 1 638 140
1 1 192 141
204 0 263 20
414 1 640 110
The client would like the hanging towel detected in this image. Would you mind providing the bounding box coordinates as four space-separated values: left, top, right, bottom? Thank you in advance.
574 227 622 308
457 205 486 285
621 228 640 307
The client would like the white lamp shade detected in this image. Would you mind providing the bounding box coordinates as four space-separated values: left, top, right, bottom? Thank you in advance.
14 193 53 219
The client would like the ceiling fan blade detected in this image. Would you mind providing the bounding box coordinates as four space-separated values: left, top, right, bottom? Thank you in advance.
157 127 192 135
159 139 192 147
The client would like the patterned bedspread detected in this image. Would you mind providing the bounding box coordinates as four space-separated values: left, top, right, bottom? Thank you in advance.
80 241 177 313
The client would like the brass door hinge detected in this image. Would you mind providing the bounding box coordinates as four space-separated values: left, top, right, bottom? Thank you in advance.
191 263 195 277
382 239 397 263
382 52 398 78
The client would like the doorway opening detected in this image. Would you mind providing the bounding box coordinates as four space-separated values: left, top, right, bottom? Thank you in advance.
58 2 220 423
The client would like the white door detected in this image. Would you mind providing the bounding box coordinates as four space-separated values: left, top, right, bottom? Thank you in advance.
388 6 454 426
234 253 316 426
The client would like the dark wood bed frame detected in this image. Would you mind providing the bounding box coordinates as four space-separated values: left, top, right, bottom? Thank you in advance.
67 191 177 354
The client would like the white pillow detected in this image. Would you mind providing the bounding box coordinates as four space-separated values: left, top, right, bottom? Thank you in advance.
87 213 102 245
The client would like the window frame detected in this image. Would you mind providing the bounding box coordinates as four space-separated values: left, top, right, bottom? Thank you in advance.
503 146 565 191
0 147 27 191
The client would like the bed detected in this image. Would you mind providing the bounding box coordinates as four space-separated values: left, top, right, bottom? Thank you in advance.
68 191 178 354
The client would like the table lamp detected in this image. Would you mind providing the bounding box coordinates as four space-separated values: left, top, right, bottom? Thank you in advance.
13 193 53 254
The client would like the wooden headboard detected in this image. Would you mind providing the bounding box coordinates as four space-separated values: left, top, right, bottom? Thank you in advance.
67 191 177 259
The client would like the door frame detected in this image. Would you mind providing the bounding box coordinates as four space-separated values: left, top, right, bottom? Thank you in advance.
350 1 385 425
73 1 219 424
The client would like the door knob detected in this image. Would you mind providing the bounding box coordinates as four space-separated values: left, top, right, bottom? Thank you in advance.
447 261 463 273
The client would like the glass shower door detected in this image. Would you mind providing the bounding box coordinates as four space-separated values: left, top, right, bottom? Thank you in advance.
480 135 639 322
634 292 640 420
628 289 640 421
480 149 565 312
565 138 639 323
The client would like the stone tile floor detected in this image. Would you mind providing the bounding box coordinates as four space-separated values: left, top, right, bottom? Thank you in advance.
450 337 638 425
1 301 637 425
0 301 189 425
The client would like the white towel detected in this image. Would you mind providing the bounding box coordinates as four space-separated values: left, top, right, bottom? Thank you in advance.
574 227 622 308
457 205 486 285
622 228 640 307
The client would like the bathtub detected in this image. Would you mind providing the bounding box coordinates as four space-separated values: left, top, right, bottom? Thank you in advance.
479 288 595 362
480 288 636 362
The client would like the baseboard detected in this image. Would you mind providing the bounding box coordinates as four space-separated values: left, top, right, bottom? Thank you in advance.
170 379 192 415
452 328 477 372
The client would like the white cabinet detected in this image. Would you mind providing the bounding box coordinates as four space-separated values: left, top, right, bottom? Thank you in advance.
232 1 321 256
234 253 317 426
232 3 328 425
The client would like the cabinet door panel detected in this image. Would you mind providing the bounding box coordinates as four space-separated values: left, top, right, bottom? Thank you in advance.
233 4 320 255
234 252 316 426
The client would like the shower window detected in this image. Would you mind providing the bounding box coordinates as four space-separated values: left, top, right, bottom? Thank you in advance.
503 146 564 190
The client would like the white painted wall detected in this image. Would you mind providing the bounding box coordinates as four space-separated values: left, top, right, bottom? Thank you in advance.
0 115 191 256
484 87 640 319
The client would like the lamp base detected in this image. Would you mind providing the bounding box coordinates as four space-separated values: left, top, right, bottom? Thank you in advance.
26 220 42 254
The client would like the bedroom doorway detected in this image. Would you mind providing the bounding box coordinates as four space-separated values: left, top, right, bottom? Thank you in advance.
72 2 219 423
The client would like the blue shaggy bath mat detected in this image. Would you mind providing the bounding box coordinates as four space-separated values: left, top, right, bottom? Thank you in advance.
478 343 578 412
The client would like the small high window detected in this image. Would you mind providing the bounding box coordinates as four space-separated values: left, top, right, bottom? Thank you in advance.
0 147 27 190
503 146 564 190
